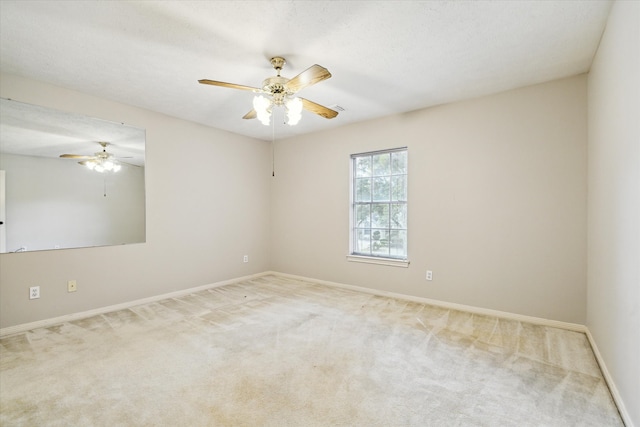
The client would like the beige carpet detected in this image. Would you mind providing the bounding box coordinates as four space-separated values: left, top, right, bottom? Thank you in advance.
0 275 623 426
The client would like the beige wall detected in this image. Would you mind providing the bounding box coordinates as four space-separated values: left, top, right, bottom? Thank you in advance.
272 75 588 324
0 74 272 328
0 75 590 327
587 1 639 425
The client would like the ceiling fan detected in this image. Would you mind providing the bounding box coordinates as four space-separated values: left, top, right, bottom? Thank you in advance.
199 56 338 126
60 142 131 173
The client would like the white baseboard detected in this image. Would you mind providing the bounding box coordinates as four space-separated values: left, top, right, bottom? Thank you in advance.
268 271 587 332
0 271 269 339
269 271 633 426
0 270 585 337
585 329 634 427
1 270 631 426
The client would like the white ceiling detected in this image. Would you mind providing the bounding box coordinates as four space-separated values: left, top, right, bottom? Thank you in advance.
0 1 612 143
0 97 146 166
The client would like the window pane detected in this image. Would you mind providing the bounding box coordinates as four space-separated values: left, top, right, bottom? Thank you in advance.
355 156 372 178
351 148 407 260
391 175 406 201
371 203 389 228
355 204 370 228
389 230 407 257
355 178 371 202
390 203 407 229
371 229 390 256
355 228 371 253
372 153 390 176
391 150 407 174
372 176 390 201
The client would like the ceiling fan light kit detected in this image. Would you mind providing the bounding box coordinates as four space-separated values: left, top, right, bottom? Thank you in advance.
82 156 121 173
285 97 303 126
60 142 124 173
253 95 272 125
199 56 338 126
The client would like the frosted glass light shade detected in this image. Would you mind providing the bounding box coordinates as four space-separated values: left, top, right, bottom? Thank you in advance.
253 95 272 126
286 97 302 126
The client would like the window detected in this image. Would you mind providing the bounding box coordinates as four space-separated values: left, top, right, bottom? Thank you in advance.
350 148 408 265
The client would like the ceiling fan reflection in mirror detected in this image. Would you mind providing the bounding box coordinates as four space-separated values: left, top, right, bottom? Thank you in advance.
199 56 338 126
60 142 133 173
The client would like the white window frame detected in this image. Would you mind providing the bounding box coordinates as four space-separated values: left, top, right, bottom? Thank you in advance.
348 147 409 268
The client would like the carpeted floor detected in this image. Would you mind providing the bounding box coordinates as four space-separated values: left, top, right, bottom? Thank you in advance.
0 275 623 426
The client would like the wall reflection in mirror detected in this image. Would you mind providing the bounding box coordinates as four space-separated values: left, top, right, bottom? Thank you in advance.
0 98 146 253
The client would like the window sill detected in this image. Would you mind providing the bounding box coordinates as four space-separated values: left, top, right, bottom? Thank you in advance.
346 255 410 268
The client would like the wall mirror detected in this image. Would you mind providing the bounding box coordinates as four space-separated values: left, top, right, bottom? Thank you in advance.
0 98 146 253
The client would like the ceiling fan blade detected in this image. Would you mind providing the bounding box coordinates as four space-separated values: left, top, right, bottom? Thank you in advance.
60 154 93 159
243 109 257 120
286 65 332 93
198 79 261 92
300 98 339 119
118 160 142 168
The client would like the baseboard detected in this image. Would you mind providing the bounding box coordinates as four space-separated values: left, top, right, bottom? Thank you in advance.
585 329 634 427
2 270 631 425
270 271 638 425
0 271 270 338
268 271 587 332
0 270 585 337
268 271 637 426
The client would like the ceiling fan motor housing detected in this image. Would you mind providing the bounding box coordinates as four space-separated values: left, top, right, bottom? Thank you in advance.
262 76 290 105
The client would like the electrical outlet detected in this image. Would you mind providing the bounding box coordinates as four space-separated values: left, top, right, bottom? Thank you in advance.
29 286 40 299
243 255 249 263
426 270 433 281
67 280 77 292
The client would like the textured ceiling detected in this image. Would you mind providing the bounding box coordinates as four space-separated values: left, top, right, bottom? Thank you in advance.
0 98 146 166
0 1 612 143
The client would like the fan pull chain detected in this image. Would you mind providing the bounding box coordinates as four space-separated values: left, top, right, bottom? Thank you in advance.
271 112 275 177
104 176 107 197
